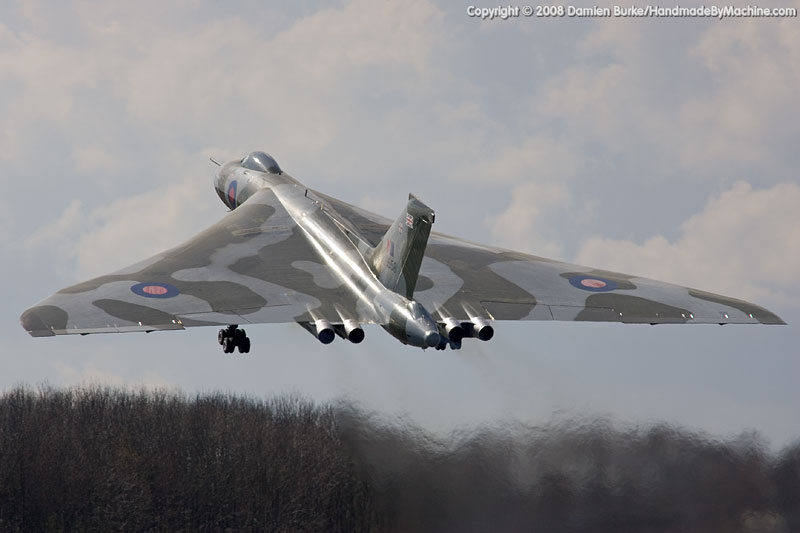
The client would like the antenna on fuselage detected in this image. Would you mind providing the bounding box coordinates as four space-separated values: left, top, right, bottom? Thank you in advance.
209 156 222 166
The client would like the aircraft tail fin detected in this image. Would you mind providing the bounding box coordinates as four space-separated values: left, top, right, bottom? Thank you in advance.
370 194 435 299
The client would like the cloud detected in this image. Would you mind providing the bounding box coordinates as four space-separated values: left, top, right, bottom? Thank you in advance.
530 11 800 182
103 0 445 154
481 136 580 184
483 135 586 258
680 13 800 173
71 145 119 174
24 198 86 275
0 16 106 148
0 1 447 169
9 0 457 284
576 181 800 306
24 155 218 280
530 21 679 174
72 179 216 279
489 180 571 258
26 198 84 246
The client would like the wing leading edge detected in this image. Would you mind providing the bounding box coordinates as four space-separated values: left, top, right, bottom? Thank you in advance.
21 188 368 337
311 192 784 326
21 170 785 342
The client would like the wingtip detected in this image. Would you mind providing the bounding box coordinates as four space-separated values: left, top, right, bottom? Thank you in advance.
758 307 787 325
20 307 56 337
755 313 786 325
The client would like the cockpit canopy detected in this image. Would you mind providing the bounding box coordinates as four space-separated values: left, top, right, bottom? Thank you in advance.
241 151 281 174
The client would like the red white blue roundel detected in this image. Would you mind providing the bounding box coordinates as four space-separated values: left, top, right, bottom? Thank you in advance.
131 282 180 299
569 275 618 292
227 180 238 208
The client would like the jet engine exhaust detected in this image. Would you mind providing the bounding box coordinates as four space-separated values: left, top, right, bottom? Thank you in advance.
466 317 494 341
440 317 464 343
335 319 365 344
314 318 335 344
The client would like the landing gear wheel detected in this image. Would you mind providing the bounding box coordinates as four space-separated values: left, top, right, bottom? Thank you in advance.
218 324 251 354
222 336 236 354
238 337 251 354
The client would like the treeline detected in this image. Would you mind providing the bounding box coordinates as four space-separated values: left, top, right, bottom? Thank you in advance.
338 412 800 532
1 386 800 532
0 387 373 531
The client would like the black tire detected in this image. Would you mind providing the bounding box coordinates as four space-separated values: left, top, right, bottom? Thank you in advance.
239 337 251 354
218 329 226 345
222 337 235 353
234 328 246 342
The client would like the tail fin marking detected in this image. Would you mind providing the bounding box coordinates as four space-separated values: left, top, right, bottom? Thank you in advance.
370 194 435 299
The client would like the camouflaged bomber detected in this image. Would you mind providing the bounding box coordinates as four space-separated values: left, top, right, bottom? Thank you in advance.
20 151 785 353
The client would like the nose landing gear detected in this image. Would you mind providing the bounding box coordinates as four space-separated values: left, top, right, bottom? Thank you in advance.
217 325 251 354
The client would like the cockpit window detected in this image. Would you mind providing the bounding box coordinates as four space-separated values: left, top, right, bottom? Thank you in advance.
241 151 282 174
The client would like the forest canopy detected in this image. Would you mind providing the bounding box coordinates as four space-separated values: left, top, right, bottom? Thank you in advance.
0 385 798 532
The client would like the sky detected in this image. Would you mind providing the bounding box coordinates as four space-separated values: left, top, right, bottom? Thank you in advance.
2 0 799 447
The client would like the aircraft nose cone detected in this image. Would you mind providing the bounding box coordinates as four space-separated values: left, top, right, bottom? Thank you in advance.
424 331 441 348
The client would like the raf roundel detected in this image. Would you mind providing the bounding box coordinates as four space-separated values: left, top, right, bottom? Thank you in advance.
131 282 180 299
227 180 238 208
568 275 618 292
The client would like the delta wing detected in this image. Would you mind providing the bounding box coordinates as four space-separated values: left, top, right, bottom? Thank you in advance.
21 188 367 337
314 192 784 326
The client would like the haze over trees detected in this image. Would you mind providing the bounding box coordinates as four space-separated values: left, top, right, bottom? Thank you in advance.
0 386 798 531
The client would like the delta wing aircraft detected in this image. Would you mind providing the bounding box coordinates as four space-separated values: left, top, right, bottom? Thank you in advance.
21 152 785 353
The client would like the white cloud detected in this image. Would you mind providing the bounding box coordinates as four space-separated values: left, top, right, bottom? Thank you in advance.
531 21 674 167
531 10 800 181
576 181 800 306
24 156 218 281
480 136 580 184
26 198 84 246
483 135 582 258
680 14 800 172
0 0 447 171
100 0 445 154
489 180 571 259
71 145 118 174
71 177 216 280
0 22 97 122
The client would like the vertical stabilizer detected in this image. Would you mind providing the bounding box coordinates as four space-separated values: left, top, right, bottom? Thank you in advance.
370 194 435 299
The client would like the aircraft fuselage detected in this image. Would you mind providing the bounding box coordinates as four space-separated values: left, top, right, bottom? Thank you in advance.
214 156 441 348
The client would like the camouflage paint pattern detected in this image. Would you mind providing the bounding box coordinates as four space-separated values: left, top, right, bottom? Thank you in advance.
20 152 785 350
